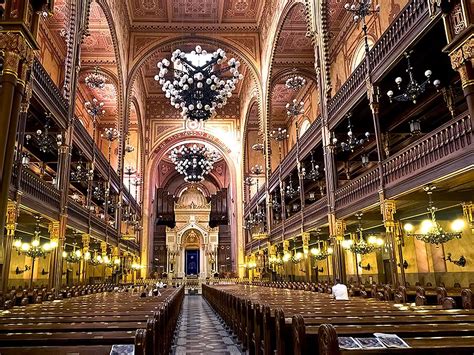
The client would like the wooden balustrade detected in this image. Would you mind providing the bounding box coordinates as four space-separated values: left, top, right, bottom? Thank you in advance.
32 58 68 128
383 111 473 191
20 168 60 214
334 167 380 214
303 197 328 230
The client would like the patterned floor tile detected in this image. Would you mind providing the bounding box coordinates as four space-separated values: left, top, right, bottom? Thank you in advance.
171 296 244 354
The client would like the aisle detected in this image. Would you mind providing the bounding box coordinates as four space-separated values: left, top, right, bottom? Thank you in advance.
172 295 243 355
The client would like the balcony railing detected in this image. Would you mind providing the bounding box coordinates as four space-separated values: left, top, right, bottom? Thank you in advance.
32 58 68 128
327 0 432 122
20 168 61 212
383 112 472 190
334 167 381 214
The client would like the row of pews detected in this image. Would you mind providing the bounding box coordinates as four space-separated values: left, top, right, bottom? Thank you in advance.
248 281 474 309
0 284 184 354
0 283 117 308
203 283 474 354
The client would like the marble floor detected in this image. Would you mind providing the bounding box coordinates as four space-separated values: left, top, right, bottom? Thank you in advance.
171 295 244 355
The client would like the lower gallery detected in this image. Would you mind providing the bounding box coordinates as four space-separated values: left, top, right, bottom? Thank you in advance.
0 0 473 353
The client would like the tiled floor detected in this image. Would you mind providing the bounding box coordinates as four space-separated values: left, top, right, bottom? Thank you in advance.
172 295 244 355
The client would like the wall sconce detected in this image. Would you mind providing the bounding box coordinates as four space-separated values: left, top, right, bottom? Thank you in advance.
41 268 49 275
358 262 371 271
361 154 369 166
15 265 31 274
313 266 324 273
397 260 409 269
444 253 466 267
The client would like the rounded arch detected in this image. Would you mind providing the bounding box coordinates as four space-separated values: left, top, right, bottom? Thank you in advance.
351 37 375 71
299 118 311 137
263 1 314 142
241 97 261 175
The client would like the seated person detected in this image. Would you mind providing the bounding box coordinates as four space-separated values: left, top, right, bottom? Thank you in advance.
331 278 349 300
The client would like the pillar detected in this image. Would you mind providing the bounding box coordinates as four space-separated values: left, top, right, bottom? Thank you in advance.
463 202 474 233
1 201 19 293
101 241 108 281
302 232 311 281
81 234 90 283
48 221 61 290
329 217 346 283
381 199 401 287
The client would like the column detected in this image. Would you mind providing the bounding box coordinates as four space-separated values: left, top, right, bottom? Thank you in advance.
0 33 34 243
302 232 311 281
81 234 91 283
381 199 400 287
101 241 108 281
329 217 346 283
283 239 290 280
48 221 61 290
1 201 19 293
463 202 474 233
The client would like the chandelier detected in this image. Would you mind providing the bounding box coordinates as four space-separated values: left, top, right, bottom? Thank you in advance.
102 127 119 142
85 98 105 120
88 250 103 266
70 154 93 182
270 127 289 142
25 115 62 154
169 144 219 183
291 251 303 264
311 245 334 261
155 45 243 121
272 192 281 213
269 254 283 266
285 69 306 91
332 114 370 152
403 185 463 244
62 244 83 264
345 212 383 255
344 0 380 22
302 151 321 181
85 67 106 90
286 174 300 199
387 51 440 104
286 99 305 117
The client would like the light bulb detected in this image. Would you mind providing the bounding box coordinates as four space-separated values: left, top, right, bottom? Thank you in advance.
403 223 414 232
420 219 434 234
341 239 353 249
451 219 465 232
32 239 40 247
62 251 68 258
13 239 22 248
327 247 334 255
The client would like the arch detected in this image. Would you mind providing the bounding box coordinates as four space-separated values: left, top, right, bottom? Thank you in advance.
241 98 261 176
263 1 315 145
351 37 375 71
300 118 311 138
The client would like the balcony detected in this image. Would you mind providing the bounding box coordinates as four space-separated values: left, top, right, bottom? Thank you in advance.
17 168 61 220
32 59 68 129
327 0 433 126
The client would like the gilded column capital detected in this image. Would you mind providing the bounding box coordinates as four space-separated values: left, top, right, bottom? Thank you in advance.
283 240 290 252
100 241 108 255
48 221 61 242
449 35 474 89
5 201 18 236
82 233 91 249
463 202 474 231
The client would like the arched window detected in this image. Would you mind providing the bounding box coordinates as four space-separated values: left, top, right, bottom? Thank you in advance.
299 119 311 138
351 38 375 71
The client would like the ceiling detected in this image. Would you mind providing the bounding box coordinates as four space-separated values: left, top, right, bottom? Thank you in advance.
126 0 265 29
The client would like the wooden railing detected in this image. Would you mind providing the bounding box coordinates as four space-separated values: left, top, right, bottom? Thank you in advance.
21 169 60 211
334 167 380 211
32 58 68 127
383 112 472 187
303 197 328 229
328 0 431 121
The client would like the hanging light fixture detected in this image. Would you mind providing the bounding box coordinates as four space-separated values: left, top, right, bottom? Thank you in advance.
286 99 305 117
302 150 321 181
285 68 306 91
251 164 263 176
409 119 422 135
85 98 105 120
169 144 219 183
272 191 281 214
85 67 106 90
155 45 243 121
270 127 289 142
62 243 83 264
361 153 370 166
286 173 300 199
25 114 58 153
311 242 334 261
387 51 440 104
403 185 462 244
346 212 384 255
70 153 93 182
332 113 370 152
